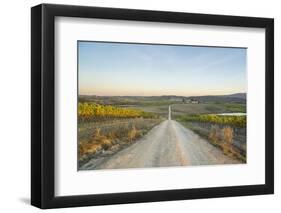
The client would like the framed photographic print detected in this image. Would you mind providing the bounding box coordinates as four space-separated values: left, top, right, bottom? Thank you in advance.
31 4 274 209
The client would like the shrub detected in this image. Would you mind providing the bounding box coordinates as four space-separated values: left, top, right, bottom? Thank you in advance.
209 125 235 155
221 127 234 154
209 125 221 145
222 127 233 145
128 125 138 142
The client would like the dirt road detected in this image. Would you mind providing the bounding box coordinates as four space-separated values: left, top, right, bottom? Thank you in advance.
81 106 239 170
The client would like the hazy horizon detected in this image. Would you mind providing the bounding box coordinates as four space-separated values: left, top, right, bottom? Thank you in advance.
79 92 246 97
78 41 247 96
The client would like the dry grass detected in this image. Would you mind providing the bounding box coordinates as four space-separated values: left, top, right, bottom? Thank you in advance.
128 125 139 142
208 125 245 162
78 118 161 162
209 125 221 145
221 127 234 154
79 141 102 157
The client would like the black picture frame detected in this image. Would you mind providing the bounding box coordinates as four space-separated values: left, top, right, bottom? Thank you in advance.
31 3 274 209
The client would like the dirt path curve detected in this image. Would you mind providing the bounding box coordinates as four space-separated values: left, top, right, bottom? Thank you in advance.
81 106 239 170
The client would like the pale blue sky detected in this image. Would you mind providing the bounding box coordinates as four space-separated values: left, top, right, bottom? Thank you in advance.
78 41 246 96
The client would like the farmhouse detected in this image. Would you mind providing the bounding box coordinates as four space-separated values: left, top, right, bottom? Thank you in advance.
184 98 200 104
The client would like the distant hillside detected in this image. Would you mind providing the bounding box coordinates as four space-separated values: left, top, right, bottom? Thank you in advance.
224 93 246 99
79 93 246 105
78 95 185 106
187 93 246 103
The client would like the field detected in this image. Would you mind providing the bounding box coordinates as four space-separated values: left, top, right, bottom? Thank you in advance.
79 117 161 166
78 94 247 168
171 103 246 116
176 114 246 128
78 101 163 165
